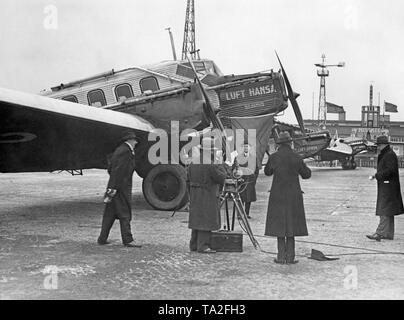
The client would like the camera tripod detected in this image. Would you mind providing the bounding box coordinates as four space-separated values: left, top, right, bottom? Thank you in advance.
219 179 260 249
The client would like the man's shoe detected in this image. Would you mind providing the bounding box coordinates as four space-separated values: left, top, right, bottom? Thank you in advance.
124 242 142 248
199 248 216 254
247 215 252 219
274 258 285 264
286 260 299 264
380 235 394 240
97 240 111 245
366 233 381 242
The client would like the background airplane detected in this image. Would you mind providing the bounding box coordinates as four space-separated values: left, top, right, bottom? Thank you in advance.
317 135 376 169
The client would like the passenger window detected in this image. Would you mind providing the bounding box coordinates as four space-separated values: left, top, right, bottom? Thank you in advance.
139 76 159 93
115 83 134 102
88 89 107 107
62 95 78 103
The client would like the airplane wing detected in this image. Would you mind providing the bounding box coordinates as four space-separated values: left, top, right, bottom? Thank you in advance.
0 87 154 173
319 140 353 161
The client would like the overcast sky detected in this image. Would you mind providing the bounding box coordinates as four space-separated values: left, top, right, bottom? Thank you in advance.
1 0 403 124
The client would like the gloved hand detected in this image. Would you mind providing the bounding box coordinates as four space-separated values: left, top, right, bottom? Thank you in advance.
103 188 117 203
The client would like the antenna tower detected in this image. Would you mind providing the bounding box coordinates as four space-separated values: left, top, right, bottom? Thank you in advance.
315 54 345 127
181 0 199 60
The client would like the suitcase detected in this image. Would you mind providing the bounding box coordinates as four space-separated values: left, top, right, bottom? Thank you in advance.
210 230 243 252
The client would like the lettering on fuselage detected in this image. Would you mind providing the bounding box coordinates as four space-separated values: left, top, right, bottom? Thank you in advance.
221 84 276 102
295 145 322 152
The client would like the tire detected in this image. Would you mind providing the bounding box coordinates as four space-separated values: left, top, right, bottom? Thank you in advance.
142 164 188 211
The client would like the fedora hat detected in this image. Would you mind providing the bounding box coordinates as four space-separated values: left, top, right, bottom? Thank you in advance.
276 131 292 144
120 131 138 142
376 135 389 145
308 249 339 261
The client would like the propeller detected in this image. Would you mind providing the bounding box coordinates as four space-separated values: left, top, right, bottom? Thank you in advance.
186 55 230 159
275 51 307 137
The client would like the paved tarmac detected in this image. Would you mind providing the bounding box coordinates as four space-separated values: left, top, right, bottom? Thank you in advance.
0 166 403 300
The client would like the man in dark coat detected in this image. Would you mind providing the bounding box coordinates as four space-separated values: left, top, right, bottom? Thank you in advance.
98 131 141 248
187 139 228 253
367 135 404 241
264 131 311 264
238 143 260 219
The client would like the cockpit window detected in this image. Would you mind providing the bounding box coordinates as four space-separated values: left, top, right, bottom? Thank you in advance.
205 61 223 76
176 60 223 79
192 61 206 72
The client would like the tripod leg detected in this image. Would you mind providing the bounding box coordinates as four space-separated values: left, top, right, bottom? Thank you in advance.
231 201 236 231
225 198 230 231
231 194 259 249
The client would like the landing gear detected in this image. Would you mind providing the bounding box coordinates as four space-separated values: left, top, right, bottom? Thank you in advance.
142 164 188 211
341 158 357 170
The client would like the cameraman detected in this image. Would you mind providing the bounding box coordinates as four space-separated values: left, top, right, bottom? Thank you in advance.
187 138 228 253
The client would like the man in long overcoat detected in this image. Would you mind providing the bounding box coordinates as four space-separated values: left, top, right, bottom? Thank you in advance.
238 143 260 219
187 140 228 253
367 135 404 241
98 131 141 247
264 131 311 264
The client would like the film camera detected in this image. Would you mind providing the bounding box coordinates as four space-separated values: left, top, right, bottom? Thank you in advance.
218 160 259 250
222 159 244 193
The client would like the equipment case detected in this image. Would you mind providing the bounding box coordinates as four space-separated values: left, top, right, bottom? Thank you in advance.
210 230 243 252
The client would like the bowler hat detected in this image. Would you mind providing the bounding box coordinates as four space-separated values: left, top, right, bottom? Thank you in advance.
276 131 292 144
308 249 339 261
376 135 389 145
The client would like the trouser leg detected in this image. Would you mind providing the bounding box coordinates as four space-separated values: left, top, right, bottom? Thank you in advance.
190 229 198 251
196 230 211 252
286 237 296 262
376 216 394 239
98 207 115 243
244 202 251 216
277 237 286 261
388 216 395 239
376 216 386 235
119 217 134 244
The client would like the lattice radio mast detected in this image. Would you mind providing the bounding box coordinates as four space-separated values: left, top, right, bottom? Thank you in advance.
181 0 199 60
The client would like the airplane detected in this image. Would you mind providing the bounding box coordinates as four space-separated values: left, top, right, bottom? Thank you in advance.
1 47 333 211
271 123 376 169
316 135 376 170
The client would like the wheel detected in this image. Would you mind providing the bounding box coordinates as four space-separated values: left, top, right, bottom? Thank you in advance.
142 164 188 211
341 161 349 170
351 161 357 170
